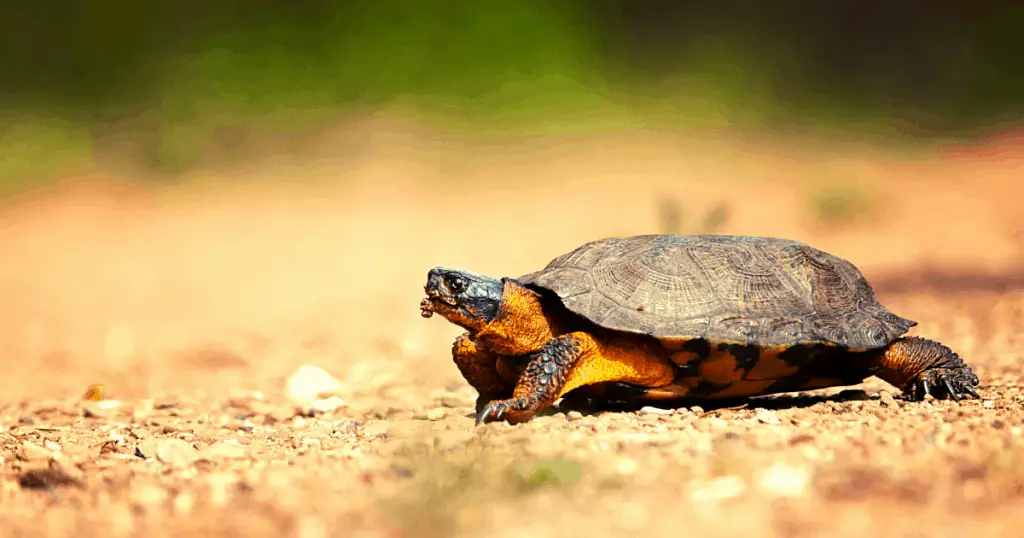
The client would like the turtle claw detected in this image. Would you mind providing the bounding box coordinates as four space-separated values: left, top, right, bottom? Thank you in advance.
475 397 533 425
905 367 980 402
941 377 959 401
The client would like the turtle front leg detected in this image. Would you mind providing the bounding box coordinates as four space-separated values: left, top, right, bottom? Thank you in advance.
870 336 981 401
452 333 514 412
476 333 589 425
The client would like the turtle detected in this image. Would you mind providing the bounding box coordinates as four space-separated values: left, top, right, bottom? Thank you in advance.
419 234 981 425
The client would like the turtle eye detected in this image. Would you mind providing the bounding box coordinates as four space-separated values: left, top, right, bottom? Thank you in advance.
447 276 467 294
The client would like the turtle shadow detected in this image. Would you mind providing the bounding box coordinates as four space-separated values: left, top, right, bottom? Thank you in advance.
551 388 883 417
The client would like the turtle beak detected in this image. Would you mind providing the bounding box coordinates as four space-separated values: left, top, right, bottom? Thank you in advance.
419 296 435 318
421 272 455 318
421 281 438 318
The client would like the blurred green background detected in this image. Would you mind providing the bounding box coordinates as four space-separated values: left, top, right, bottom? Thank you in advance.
1 0 1022 187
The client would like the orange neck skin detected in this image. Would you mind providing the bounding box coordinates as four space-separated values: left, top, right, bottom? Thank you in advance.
474 280 564 356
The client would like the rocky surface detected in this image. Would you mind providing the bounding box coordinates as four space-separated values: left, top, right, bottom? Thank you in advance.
0 130 1022 537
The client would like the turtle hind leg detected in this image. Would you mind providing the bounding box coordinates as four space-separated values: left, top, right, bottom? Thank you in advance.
870 336 980 401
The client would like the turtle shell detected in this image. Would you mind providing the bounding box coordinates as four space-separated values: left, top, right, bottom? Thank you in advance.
516 234 916 350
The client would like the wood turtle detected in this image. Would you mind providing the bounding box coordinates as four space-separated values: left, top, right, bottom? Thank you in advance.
419 234 981 425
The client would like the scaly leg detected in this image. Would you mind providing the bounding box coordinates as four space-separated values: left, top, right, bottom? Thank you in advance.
870 336 981 401
475 331 676 425
451 333 514 412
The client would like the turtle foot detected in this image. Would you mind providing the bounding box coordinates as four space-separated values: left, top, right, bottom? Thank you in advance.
475 396 537 425
904 366 980 402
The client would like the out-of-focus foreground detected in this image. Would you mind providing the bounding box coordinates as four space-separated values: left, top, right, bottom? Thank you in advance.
1 2 1023 537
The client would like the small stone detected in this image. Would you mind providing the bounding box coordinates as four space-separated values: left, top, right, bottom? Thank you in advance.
226 391 264 409
639 406 673 416
878 391 898 408
756 409 781 425
134 440 156 459
268 407 296 423
361 421 390 438
19 441 58 462
425 408 447 421
83 400 123 418
308 396 347 414
566 411 584 422
756 463 810 498
690 406 705 415
690 475 746 503
155 439 196 467
199 441 249 461
285 365 343 405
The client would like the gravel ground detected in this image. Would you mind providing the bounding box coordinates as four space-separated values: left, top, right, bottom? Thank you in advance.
0 128 1022 537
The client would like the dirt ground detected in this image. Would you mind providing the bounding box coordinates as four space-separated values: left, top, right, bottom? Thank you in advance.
0 121 1022 537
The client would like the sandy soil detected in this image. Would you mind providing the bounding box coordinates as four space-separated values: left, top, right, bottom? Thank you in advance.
0 122 1022 537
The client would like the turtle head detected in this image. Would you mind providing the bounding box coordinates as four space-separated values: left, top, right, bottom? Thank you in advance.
421 267 504 331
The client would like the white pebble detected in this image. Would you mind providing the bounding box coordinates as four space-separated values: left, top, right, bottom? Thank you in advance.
756 463 810 498
690 475 746 503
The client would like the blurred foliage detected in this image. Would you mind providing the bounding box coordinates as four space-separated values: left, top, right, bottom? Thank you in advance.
656 198 731 236
512 457 584 488
807 186 876 227
1 0 1022 181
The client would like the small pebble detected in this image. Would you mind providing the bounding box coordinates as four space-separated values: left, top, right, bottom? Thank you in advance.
757 463 810 498
285 365 343 405
756 409 781 425
639 406 673 416
200 442 249 461
361 421 390 438
425 408 447 421
155 439 197 467
308 396 347 414
566 411 584 422
19 441 57 462
82 400 123 418
879 391 898 408
690 475 746 503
